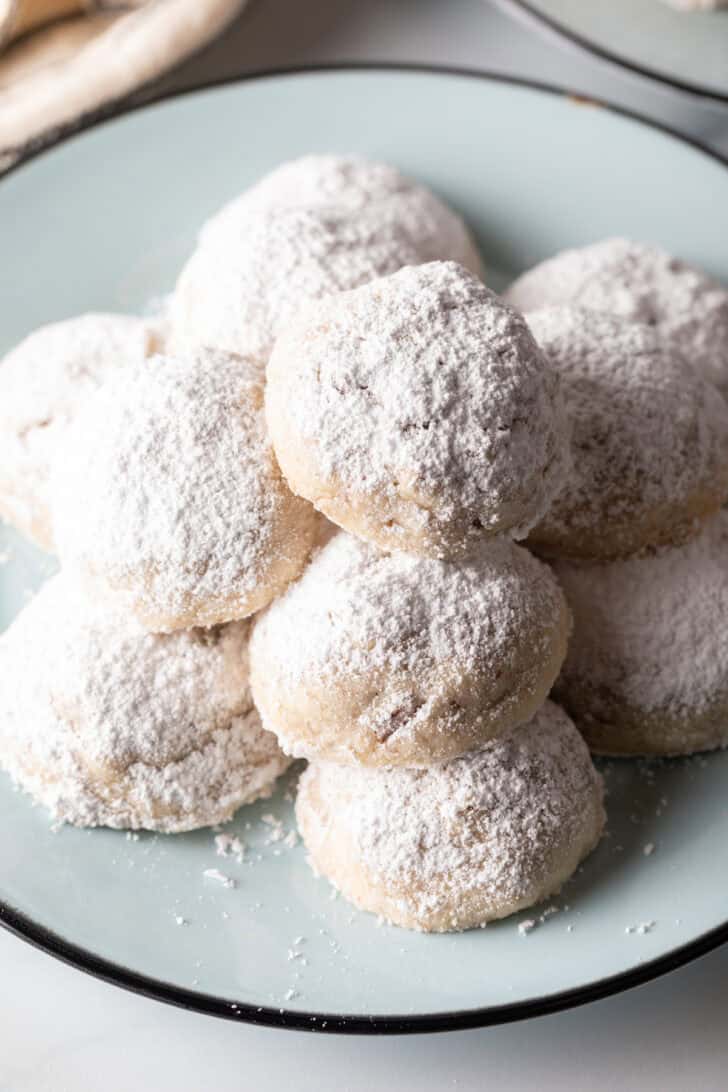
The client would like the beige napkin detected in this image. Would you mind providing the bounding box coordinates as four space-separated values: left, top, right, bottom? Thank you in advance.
0 0 247 171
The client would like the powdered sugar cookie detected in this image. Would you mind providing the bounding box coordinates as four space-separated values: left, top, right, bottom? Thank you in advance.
201 154 482 276
296 701 604 932
553 511 728 756
505 238 728 396
526 307 728 561
249 531 571 767
51 349 317 632
267 262 570 560
0 312 159 551
168 204 424 366
0 576 290 832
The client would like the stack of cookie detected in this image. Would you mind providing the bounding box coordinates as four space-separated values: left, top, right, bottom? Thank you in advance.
505 240 728 759
3 157 727 934
0 157 503 852
248 256 607 932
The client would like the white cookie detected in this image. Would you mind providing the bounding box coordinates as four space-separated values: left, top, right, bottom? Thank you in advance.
250 531 571 767
51 349 318 632
0 313 159 550
526 306 728 560
506 238 728 396
266 261 570 559
296 701 605 932
201 154 482 275
168 204 423 366
553 510 728 756
0 576 290 832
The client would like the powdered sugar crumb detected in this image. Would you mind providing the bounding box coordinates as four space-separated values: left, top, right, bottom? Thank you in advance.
625 920 657 935
215 833 245 862
518 905 560 935
203 868 236 889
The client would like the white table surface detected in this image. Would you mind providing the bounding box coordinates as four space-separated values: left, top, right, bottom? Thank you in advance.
2 2 727 1089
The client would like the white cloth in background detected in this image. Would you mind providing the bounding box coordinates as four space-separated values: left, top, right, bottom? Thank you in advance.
0 0 247 170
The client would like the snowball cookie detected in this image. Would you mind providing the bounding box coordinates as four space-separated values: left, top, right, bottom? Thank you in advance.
553 511 728 756
525 307 728 561
0 576 291 831
51 349 318 632
249 531 571 767
200 154 483 276
296 701 605 932
0 313 159 551
267 262 570 560
168 203 425 366
506 238 728 396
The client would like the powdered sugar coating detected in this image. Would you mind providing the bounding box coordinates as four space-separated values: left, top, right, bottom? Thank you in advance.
506 238 728 396
168 204 425 366
51 349 318 632
296 701 605 932
0 313 159 550
250 531 571 766
553 511 728 756
526 306 728 560
0 576 290 831
201 154 482 275
267 262 570 559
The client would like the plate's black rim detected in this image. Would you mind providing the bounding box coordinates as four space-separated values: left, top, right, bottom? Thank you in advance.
2 897 728 1035
3 62 728 181
2 63 728 1035
494 0 728 105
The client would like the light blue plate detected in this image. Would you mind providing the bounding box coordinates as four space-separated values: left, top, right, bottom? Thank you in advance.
498 0 728 102
1 68 728 1033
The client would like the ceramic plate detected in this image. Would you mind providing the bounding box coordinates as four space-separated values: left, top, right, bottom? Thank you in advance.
1 67 728 1034
497 0 728 102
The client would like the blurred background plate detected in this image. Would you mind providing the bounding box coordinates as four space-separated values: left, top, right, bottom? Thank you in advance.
1 67 728 1033
497 0 728 102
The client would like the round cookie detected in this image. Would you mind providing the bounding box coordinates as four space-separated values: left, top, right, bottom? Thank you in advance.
296 701 605 932
525 306 728 561
266 261 570 560
168 204 424 366
201 154 483 276
0 576 291 832
505 237 728 396
51 348 318 632
0 312 159 550
553 511 728 756
249 531 571 767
